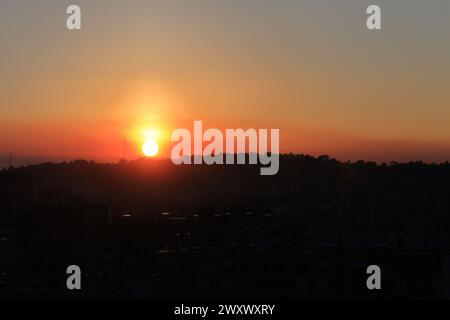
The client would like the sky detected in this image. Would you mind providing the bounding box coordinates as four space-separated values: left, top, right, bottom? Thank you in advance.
1 0 450 166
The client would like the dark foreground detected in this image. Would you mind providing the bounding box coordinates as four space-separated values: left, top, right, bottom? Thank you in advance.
1 155 450 299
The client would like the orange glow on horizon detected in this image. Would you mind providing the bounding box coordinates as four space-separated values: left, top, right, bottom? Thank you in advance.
125 124 168 158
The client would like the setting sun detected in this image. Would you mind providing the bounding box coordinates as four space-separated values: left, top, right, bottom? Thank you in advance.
142 139 159 157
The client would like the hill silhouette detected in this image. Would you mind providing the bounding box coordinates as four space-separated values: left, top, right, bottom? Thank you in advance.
1 154 450 299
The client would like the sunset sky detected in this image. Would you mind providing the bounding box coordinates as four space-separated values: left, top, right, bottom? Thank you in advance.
1 0 450 166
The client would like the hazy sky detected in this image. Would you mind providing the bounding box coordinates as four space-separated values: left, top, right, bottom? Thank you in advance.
1 0 450 165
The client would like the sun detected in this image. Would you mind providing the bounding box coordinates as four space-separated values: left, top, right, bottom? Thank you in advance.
142 139 159 157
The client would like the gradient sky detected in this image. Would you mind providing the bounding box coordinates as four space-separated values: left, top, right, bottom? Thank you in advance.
1 0 450 166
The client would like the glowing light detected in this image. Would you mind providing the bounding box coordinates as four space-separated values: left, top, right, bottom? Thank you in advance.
142 139 159 157
143 128 160 140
